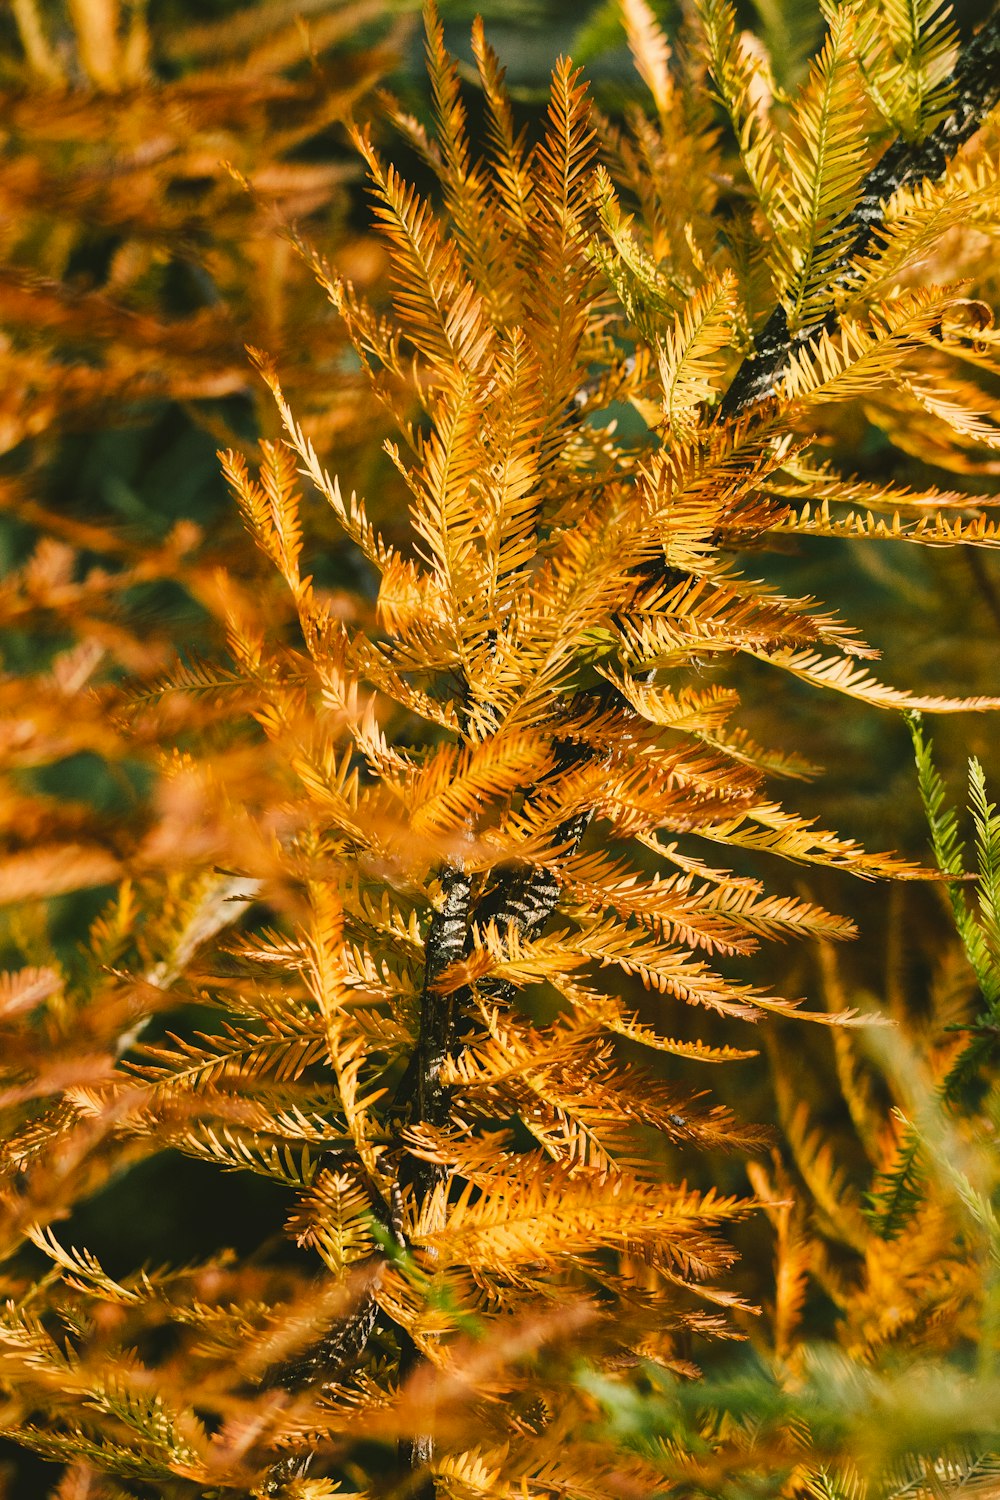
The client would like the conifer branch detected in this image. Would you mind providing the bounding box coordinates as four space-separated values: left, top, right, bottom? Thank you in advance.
388 865 472 1495
719 6 1000 418
471 742 597 991
401 866 474 1162
391 737 596 1494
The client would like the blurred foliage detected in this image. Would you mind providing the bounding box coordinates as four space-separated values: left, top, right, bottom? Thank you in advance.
585 728 1000 1497
0 0 407 454
0 0 405 917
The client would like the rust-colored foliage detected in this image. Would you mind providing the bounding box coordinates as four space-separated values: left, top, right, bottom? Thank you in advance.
0 0 399 456
2 1 1000 1496
0 0 399 934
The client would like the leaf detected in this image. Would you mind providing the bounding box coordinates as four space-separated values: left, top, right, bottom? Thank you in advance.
755 646 1000 715
26 1225 141 1303
865 1116 926 1238
671 799 923 878
470 17 533 238
658 271 739 435
699 0 783 229
769 7 871 331
0 845 120 905
772 500 1000 547
779 287 956 407
0 965 61 1019
592 170 686 338
412 1159 751 1276
853 0 958 138
221 440 305 594
422 4 507 313
524 54 604 448
969 757 1000 981
286 1168 377 1275
403 734 552 838
622 0 674 121
903 376 1000 451
352 127 491 380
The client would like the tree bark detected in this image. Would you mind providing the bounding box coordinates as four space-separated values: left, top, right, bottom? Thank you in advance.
719 7 1000 419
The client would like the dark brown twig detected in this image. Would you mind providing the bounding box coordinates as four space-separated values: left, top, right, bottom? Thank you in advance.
719 7 1000 419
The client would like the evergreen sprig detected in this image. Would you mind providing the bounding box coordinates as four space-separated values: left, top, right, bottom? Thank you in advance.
2 2 1000 1496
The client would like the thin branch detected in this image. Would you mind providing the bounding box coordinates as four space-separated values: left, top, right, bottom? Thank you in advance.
381 865 471 1495
388 742 597 1495
398 865 474 1171
719 7 1000 419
